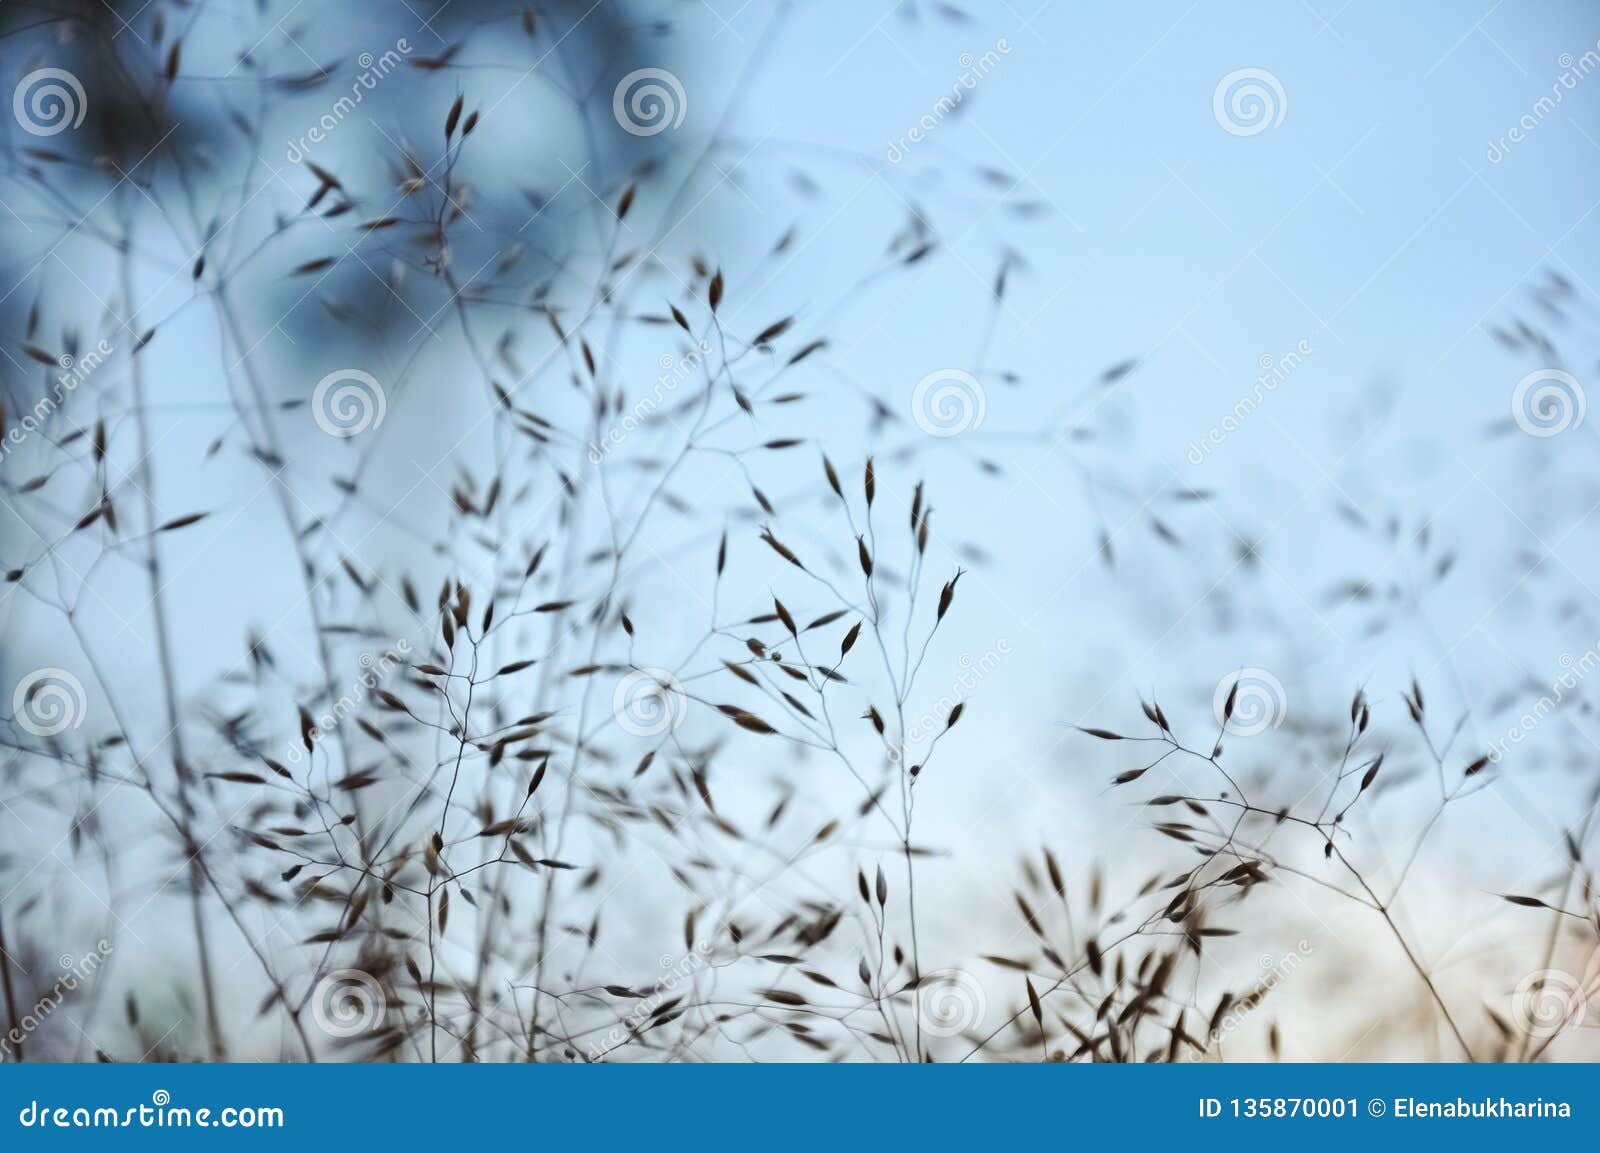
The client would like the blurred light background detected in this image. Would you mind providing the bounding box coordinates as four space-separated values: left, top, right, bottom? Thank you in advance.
2 0 1598 1060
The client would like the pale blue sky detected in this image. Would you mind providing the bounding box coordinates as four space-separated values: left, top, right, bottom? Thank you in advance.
4 0 1599 1059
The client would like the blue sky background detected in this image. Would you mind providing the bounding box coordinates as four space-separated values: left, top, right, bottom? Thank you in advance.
4 0 1600 1058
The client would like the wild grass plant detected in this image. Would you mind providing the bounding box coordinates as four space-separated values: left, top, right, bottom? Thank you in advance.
0 1 1595 1063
